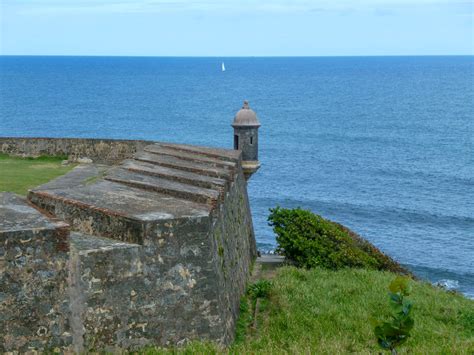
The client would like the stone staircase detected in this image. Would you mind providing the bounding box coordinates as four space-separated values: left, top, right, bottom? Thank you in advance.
28 142 241 244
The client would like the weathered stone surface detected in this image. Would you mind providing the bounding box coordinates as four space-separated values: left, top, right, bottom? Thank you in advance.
0 193 72 353
144 144 238 169
257 255 286 267
33 164 109 191
135 151 234 180
29 180 211 244
1 139 257 351
0 137 152 164
208 168 258 342
76 157 93 164
157 142 241 163
68 219 226 350
105 167 221 206
232 101 261 179
122 159 228 191
68 232 142 352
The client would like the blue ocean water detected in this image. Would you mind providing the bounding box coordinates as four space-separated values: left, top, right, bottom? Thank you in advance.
1 56 473 297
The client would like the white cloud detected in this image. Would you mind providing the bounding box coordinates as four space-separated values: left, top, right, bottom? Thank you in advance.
3 0 472 15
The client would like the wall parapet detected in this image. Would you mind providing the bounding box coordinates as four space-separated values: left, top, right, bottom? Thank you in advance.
0 137 154 165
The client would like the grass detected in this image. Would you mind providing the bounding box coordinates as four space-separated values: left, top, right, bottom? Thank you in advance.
140 267 474 354
0 154 75 195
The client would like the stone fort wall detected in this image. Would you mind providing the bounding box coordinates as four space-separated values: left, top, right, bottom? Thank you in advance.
0 137 153 164
0 138 257 352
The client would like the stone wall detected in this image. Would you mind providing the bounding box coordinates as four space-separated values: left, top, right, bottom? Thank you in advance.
27 169 256 350
0 141 257 351
210 169 257 343
0 137 153 164
0 193 72 352
67 213 226 350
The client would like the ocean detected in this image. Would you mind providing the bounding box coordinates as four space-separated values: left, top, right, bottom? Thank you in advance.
1 56 473 297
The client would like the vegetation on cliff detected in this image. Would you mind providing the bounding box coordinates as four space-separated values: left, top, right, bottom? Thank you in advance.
268 207 410 274
0 154 74 195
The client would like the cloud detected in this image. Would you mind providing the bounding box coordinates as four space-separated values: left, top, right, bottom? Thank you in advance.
4 0 473 16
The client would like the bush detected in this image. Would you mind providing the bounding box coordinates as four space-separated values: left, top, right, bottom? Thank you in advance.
268 207 410 273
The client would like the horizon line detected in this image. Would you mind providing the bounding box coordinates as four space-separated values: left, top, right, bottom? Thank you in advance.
1 54 473 58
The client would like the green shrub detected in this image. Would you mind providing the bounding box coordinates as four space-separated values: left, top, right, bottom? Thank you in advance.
374 276 415 354
268 207 410 273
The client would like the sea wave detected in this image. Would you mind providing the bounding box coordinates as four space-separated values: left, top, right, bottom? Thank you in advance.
404 264 474 299
435 279 460 291
252 196 474 230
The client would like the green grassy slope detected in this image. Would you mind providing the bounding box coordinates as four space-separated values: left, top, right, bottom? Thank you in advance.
0 154 75 195
142 267 474 354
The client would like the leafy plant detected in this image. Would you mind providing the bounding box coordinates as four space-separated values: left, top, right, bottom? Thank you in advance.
247 280 273 300
268 207 409 273
374 276 414 354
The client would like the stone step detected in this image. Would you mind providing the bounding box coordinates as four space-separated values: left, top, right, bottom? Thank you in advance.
0 192 67 234
134 151 234 181
105 167 221 207
256 255 287 267
156 142 241 163
29 180 211 244
70 231 139 253
121 159 228 192
144 144 237 170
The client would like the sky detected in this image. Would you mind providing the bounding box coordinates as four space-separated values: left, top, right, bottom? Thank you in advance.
0 0 473 56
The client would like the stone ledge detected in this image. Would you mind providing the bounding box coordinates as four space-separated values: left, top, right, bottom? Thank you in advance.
135 151 234 180
157 142 241 163
0 192 60 233
257 255 286 266
122 159 228 191
144 145 237 169
105 167 221 207
70 232 139 255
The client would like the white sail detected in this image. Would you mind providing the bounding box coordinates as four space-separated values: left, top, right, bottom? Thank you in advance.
221 62 226 72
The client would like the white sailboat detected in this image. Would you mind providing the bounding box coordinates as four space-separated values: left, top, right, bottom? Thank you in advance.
221 62 226 72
